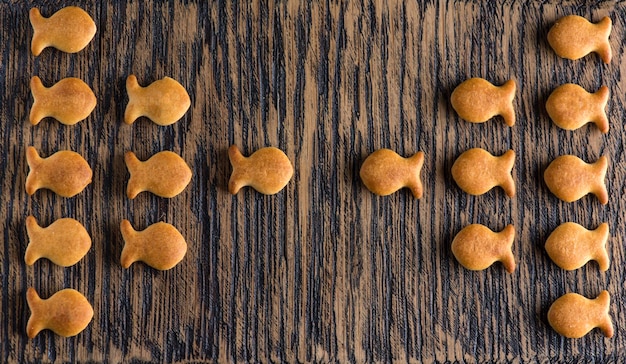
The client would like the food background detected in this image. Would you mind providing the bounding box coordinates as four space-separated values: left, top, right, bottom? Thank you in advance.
0 1 624 362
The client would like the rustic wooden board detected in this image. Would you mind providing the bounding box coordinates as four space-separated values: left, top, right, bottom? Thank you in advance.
1 0 624 362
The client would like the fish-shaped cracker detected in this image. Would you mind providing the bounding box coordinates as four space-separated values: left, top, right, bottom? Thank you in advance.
546 84 609 133
124 75 191 126
548 15 612 63
30 76 96 125
25 146 92 197
360 149 424 198
548 290 613 338
228 145 293 195
545 222 609 271
451 224 516 273
125 151 192 199
26 287 93 338
451 148 516 197
120 220 187 270
544 155 608 204
30 6 96 56
25 215 91 267
451 78 516 126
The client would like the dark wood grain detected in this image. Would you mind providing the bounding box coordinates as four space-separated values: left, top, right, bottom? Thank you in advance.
1 0 625 362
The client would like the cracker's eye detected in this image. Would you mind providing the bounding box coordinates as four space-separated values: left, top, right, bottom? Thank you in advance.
124 75 191 126
359 149 425 198
545 222 610 271
125 151 192 199
120 220 188 271
228 145 294 195
547 15 612 64
30 6 96 56
451 224 516 273
546 84 609 133
544 155 608 204
25 146 93 198
26 287 94 338
25 216 91 267
450 78 516 126
548 291 613 338
451 148 516 197
29 76 97 126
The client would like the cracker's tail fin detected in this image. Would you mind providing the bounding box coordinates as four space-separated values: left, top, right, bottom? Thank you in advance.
29 8 46 56
124 75 141 124
500 80 517 126
594 86 610 133
596 17 612 64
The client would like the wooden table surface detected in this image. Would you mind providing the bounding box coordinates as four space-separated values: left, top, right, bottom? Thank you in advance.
1 0 625 362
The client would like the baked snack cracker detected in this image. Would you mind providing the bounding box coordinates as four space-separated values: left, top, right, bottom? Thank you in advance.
26 287 93 338
451 224 516 273
228 145 293 195
124 75 191 126
30 76 96 125
451 78 516 126
30 6 96 56
25 146 92 197
451 148 515 197
548 290 613 338
546 84 609 133
544 155 608 204
125 151 192 199
547 15 612 63
25 215 91 267
545 222 609 271
360 149 424 198
120 220 187 270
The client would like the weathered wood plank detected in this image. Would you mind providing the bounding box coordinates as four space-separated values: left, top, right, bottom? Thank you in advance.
0 0 624 362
